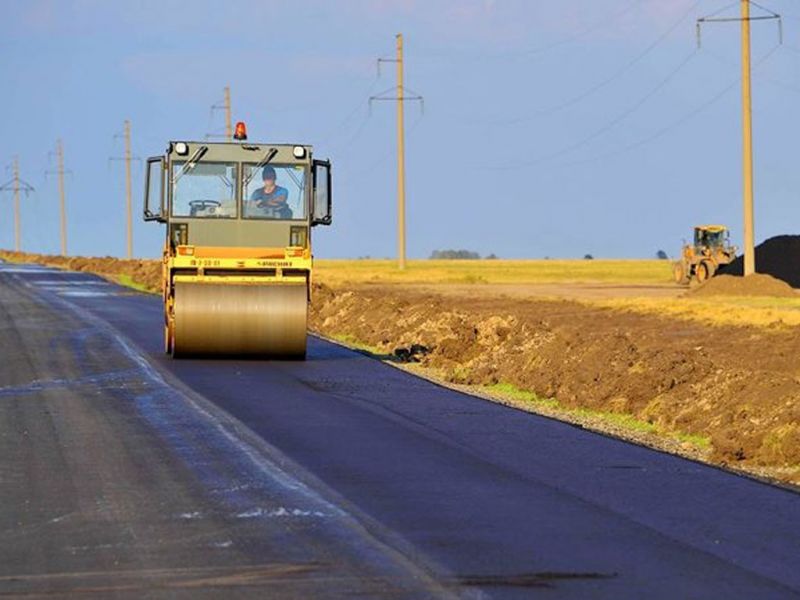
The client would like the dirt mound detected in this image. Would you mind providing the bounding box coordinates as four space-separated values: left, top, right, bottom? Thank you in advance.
718 235 800 288
689 273 797 298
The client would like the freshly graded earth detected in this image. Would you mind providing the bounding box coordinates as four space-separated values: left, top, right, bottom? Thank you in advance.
690 273 797 298
2 250 798 485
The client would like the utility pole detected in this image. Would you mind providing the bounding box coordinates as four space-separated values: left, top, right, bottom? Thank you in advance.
45 139 71 256
58 140 67 255
697 1 781 277
109 121 140 259
224 86 232 141
13 159 20 252
124 120 133 259
740 0 755 276
370 34 424 270
0 158 35 252
207 86 233 141
396 35 407 271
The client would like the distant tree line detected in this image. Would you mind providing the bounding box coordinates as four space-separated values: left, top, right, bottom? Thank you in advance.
430 249 497 260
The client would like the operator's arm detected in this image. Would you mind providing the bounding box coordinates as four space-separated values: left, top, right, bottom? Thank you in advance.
264 187 289 207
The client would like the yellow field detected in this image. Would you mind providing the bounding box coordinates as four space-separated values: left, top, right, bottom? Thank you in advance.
314 259 673 285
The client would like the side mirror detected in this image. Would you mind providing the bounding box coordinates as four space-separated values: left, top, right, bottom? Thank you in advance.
144 156 166 222
311 159 332 226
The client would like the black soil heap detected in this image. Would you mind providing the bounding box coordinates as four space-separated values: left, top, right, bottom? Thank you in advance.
718 235 800 288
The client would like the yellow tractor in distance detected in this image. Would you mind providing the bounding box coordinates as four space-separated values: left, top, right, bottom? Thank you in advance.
143 122 332 358
673 225 737 285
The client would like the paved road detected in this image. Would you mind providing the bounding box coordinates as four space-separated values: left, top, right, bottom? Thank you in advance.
1 262 799 599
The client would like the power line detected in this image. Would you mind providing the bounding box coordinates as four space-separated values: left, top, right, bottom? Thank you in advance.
338 111 424 185
704 44 800 94
555 43 781 171
488 0 703 127
316 76 382 147
492 0 646 60
480 47 699 171
559 79 738 170
425 0 644 67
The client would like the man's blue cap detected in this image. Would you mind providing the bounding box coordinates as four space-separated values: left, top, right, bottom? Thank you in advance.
262 165 276 180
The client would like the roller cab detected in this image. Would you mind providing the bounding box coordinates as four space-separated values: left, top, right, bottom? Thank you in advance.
143 129 332 358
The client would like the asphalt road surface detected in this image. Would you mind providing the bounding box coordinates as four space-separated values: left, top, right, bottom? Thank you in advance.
1 261 798 599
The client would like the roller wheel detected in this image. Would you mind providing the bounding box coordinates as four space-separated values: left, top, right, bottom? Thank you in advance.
172 282 308 358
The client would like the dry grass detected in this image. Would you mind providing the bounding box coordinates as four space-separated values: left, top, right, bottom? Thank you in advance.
594 295 800 330
315 259 672 285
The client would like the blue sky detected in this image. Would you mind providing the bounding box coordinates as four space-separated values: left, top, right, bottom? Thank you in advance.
1 0 799 259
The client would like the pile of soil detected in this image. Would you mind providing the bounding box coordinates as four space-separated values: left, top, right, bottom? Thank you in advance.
690 273 797 298
312 283 800 472
719 235 800 288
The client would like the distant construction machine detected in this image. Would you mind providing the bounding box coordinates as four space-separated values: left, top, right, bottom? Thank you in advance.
143 122 332 358
673 225 736 285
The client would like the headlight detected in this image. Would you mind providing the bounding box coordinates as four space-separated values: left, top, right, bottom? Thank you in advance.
174 142 189 155
293 146 306 159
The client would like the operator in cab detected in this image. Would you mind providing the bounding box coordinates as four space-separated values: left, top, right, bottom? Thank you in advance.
249 165 292 219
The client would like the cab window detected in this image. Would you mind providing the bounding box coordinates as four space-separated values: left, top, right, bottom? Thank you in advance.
242 164 307 220
171 161 238 218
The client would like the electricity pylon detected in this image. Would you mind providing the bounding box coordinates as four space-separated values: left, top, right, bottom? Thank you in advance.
46 139 71 256
207 86 233 141
697 1 782 276
109 120 140 259
370 34 424 270
0 157 35 252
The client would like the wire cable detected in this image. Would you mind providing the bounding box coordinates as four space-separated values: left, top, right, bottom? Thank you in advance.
704 44 800 94
555 43 781 170
488 0 703 127
337 112 424 187
494 0 645 60
316 75 381 147
480 47 699 171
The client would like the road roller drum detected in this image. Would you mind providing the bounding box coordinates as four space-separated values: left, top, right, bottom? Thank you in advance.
172 282 308 357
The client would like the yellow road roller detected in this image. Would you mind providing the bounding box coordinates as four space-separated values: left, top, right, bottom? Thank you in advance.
143 122 331 358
